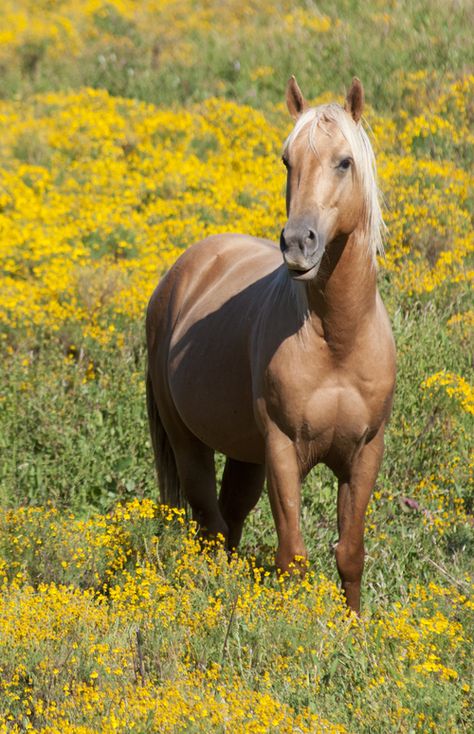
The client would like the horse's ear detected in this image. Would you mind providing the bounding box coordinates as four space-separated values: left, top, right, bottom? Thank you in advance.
286 76 307 119
345 77 364 123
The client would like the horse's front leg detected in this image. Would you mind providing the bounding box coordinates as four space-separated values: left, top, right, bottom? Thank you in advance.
335 423 386 614
265 429 307 573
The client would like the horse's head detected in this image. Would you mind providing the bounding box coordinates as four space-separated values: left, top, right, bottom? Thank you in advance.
280 77 382 280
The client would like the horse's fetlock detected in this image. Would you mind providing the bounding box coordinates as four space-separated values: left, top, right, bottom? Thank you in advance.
276 544 308 576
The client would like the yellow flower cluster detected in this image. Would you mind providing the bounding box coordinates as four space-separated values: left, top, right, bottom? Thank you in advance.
0 88 283 348
1 74 472 352
422 370 474 415
0 500 472 733
379 83 473 295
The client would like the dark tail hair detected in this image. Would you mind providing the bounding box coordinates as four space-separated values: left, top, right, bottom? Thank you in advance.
146 371 184 508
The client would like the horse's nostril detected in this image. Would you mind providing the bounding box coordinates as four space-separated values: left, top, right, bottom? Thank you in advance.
308 228 316 241
279 228 287 252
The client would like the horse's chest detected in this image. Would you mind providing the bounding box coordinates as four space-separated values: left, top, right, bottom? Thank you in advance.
305 385 370 446
267 374 376 461
294 382 359 444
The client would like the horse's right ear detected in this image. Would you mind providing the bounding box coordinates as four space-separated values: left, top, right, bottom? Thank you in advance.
345 77 364 123
286 76 307 119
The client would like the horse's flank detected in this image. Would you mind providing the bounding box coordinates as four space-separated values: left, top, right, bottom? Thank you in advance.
146 77 396 613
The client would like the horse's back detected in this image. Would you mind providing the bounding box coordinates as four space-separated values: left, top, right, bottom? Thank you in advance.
146 234 282 462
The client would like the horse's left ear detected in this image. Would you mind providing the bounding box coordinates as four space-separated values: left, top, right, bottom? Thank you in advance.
345 77 364 123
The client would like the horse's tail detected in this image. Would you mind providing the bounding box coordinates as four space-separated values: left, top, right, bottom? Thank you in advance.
146 371 184 509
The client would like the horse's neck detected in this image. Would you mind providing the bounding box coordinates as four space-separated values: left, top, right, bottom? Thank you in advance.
305 232 377 353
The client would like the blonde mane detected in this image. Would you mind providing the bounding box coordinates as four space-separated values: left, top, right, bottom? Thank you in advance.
283 103 385 259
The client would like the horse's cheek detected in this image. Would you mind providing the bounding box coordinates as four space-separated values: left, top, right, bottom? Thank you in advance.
337 196 362 235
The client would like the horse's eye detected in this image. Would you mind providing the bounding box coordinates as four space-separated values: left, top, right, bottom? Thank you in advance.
338 158 352 171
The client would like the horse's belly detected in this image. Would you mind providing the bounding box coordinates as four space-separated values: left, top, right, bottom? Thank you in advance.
171 371 265 462
168 322 265 463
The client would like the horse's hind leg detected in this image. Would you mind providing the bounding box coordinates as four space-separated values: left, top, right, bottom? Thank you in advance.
172 429 229 540
218 458 265 549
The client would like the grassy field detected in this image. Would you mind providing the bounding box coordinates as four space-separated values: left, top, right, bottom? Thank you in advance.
0 1 473 732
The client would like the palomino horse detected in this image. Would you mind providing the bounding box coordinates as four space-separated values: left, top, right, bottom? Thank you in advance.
146 77 396 612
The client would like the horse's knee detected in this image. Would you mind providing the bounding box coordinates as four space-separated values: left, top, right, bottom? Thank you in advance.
334 540 364 584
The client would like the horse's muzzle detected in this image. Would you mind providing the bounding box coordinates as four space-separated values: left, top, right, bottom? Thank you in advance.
280 225 325 278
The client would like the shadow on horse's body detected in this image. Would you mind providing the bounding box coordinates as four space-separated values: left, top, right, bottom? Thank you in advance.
146 77 396 613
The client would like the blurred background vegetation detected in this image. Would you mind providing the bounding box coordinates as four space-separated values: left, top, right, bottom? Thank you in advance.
0 0 473 111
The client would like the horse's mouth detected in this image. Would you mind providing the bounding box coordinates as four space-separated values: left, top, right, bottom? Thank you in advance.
288 261 321 281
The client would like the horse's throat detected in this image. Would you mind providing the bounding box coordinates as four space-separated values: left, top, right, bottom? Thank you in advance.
307 235 377 352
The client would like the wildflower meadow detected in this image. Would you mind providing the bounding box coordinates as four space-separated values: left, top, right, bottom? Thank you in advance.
0 1 472 732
